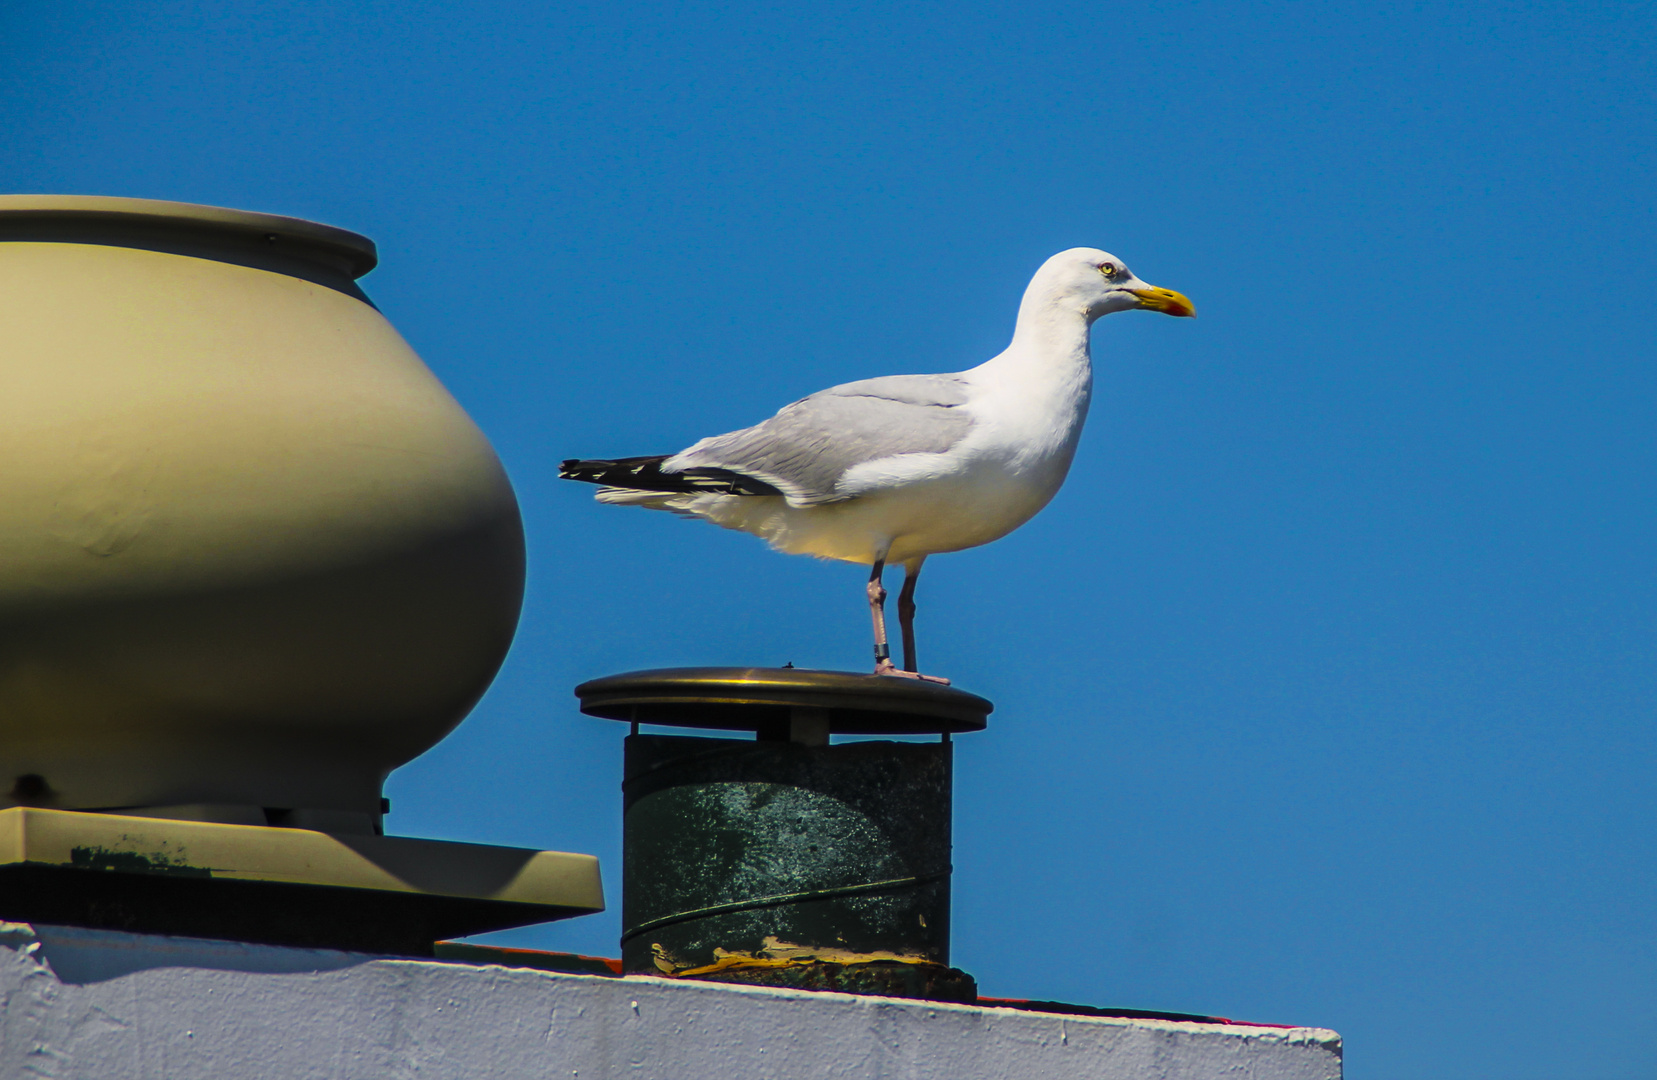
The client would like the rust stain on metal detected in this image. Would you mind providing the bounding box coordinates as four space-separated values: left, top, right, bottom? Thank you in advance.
655 935 933 977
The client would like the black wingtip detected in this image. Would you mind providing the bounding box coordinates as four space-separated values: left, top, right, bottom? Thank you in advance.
559 455 671 485
558 455 784 497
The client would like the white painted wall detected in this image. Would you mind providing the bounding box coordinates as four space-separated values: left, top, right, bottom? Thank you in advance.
0 924 1341 1079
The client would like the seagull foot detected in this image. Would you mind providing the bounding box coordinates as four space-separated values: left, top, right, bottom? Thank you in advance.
874 660 951 685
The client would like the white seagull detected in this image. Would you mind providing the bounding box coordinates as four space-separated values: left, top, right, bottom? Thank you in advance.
561 248 1194 682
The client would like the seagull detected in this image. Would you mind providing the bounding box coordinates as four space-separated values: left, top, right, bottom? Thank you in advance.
561 248 1194 682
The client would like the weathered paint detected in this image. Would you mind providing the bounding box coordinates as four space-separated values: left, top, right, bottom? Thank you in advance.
68 845 210 877
0 924 1343 1080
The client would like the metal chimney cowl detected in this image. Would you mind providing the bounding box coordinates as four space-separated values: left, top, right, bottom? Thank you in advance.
0 195 525 836
579 667 991 1002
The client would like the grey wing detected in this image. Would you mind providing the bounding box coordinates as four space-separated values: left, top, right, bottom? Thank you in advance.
664 374 974 505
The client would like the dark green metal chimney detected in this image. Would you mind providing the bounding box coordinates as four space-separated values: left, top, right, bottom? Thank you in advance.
576 667 990 1001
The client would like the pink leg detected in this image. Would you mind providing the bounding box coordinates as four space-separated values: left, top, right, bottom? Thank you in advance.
872 557 949 685
867 559 894 673
897 559 922 673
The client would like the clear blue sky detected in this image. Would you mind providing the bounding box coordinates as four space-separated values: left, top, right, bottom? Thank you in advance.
6 2 1654 1076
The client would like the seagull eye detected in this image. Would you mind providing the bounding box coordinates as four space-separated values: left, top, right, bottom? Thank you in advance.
1099 263 1118 278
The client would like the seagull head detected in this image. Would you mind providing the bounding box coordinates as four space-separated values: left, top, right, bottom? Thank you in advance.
1033 247 1196 322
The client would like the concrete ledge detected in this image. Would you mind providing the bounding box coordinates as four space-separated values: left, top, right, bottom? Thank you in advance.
0 924 1341 1079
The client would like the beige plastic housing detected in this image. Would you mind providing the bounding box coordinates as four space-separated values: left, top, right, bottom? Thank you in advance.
0 807 602 910
0 196 525 832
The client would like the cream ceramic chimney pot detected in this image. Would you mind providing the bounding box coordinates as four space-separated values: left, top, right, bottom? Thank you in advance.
0 196 525 833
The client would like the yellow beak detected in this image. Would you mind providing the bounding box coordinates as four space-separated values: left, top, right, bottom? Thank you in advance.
1129 286 1196 318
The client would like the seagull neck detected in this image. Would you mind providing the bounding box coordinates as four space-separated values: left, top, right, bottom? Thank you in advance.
997 301 1095 375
